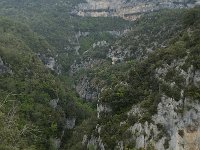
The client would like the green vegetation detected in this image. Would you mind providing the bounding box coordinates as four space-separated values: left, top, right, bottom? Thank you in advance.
0 0 200 149
73 17 132 32
0 0 132 149
66 7 200 149
0 0 132 72
0 17 94 149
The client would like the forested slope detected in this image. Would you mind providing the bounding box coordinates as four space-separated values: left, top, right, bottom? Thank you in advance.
0 17 94 149
0 0 199 150
67 7 200 150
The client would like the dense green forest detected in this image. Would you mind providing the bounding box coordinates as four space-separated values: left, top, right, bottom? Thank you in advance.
0 16 95 149
0 0 200 149
0 0 132 149
0 0 132 72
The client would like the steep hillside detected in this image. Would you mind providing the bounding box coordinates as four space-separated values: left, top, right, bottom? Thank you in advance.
0 0 200 150
0 1 132 149
71 9 185 103
68 7 200 150
0 0 133 73
0 17 93 149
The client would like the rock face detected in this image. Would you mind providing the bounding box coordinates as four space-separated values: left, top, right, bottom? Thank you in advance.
75 76 99 101
50 138 61 150
66 118 76 129
46 57 56 70
123 57 200 150
0 57 10 74
125 95 200 150
37 53 61 74
82 126 105 150
108 45 131 64
81 52 200 149
49 98 59 109
70 58 103 75
74 0 197 20
97 103 112 118
154 96 200 150
70 56 105 102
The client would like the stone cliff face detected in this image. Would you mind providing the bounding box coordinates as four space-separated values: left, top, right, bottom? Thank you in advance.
37 53 61 74
73 0 198 20
75 76 99 101
125 59 200 150
126 96 200 150
83 58 200 150
0 57 11 74
70 57 104 101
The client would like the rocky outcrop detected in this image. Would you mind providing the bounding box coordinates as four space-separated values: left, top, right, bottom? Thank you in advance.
99 93 200 150
73 0 197 20
82 125 105 150
129 56 200 150
86 53 200 149
49 98 59 109
50 138 61 150
88 94 200 150
92 41 107 49
70 58 103 75
125 58 200 150
86 135 105 150
37 53 61 74
153 96 200 150
0 57 11 74
70 57 105 102
75 76 99 101
66 118 76 129
97 103 112 118
107 45 131 64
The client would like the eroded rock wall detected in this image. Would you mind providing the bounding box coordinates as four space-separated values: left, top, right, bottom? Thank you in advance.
74 0 198 20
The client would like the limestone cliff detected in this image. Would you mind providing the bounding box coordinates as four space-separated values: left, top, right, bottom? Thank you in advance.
73 0 199 20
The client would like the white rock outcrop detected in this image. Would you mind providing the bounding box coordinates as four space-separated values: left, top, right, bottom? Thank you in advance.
74 0 196 20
